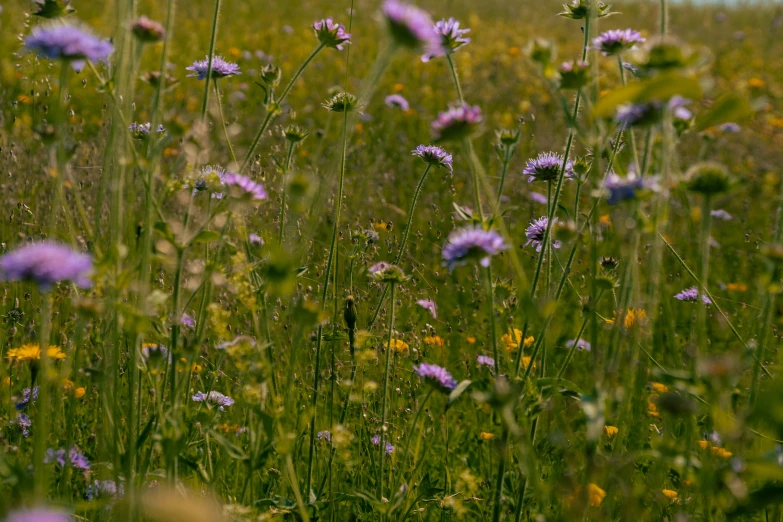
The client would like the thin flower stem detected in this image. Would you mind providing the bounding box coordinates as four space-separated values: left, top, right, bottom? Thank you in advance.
446 53 464 104
491 428 509 522
660 0 669 36
496 146 512 209
617 56 641 170
150 0 176 133
214 79 237 164
557 290 604 378
379 283 397 502
465 139 485 220
401 387 434 475
32 295 52 501
278 141 296 244
200 0 222 121
485 265 500 373
696 195 712 363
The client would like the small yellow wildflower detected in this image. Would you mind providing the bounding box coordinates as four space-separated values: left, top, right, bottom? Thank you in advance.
603 425 619 438
648 395 660 418
607 308 647 329
7 344 66 362
389 339 409 353
3 377 10 387
651 382 669 393
392 83 405 93
588 483 606 507
466 336 476 344
479 432 495 441
424 335 445 347
192 363 204 373
508 46 521 56
726 283 747 292
697 440 710 450
599 214 611 226
661 489 678 501
74 387 86 399
711 447 733 458
373 221 388 232
748 77 765 88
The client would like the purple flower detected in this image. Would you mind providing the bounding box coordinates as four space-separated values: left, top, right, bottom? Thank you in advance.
129 122 164 140
0 242 92 289
605 172 658 204
431 104 483 142
565 339 591 352
711 209 732 221
6 508 72 522
313 18 351 50
248 233 264 246
416 299 437 318
180 313 195 328
371 435 395 454
382 0 442 55
422 18 471 62
16 413 32 437
16 386 39 410
141 343 169 363
131 16 165 43
412 145 452 172
385 94 410 111
592 28 645 56
25 25 113 70
192 390 235 410
86 479 124 500
442 226 508 271
186 55 241 80
369 262 392 275
719 122 741 133
674 286 711 304
523 152 574 183
317 430 332 443
669 96 693 121
223 172 268 201
525 217 561 252
530 192 548 205
414 362 458 392
616 97 690 128
44 446 90 470
477 355 495 368
193 165 227 199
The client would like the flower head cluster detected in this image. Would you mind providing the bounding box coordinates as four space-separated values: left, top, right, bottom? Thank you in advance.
565 339 591 352
6 508 72 522
283 125 309 143
369 262 408 284
192 165 227 198
317 430 332 443
129 122 165 140
558 60 591 90
593 29 645 56
141 343 169 363
605 172 658 205
382 0 442 54
33 0 76 19
192 390 235 410
422 18 470 62
16 386 39 410
525 217 561 252
25 24 113 70
416 299 437 318
323 92 362 113
313 18 351 50
0 242 92 289
7 344 66 362
442 226 508 271
432 104 483 142
414 363 458 393
86 480 124 501
45 446 90 470
559 0 614 20
711 209 733 221
16 413 32 437
412 145 453 171
523 152 574 182
385 94 410 111
674 286 711 304
223 172 268 201
186 55 241 80
131 16 165 43
371 435 395 454
477 355 495 368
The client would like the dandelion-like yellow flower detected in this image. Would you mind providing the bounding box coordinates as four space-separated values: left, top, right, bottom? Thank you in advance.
192 363 204 373
588 483 606 507
424 335 445 347
521 356 535 369
501 329 533 352
74 387 86 399
661 489 678 501
479 432 495 441
603 425 619 438
726 283 747 292
7 344 66 361
606 308 647 329
650 382 668 393
711 447 733 458
389 339 409 352
466 336 476 344
647 395 660 418
697 440 710 450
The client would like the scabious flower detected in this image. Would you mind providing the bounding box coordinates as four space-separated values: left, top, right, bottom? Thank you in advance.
711 209 733 221
565 339 591 352
371 435 395 455
16 413 32 437
86 480 124 500
313 18 351 50
416 299 437 319
412 145 452 172
382 0 442 54
414 363 458 393
615 97 691 129
192 391 235 410
7 344 66 362
422 18 470 62
323 92 362 113
477 355 495 368
558 60 591 90
674 286 711 304
369 262 408 284
248 233 264 246
525 217 561 252
431 104 483 142
523 152 574 182
223 172 268 201
180 314 195 328
0 242 92 289
530 192 548 205
593 29 645 56
45 446 90 470
559 0 614 20
6 508 72 522
33 0 76 19
605 172 658 204
186 55 241 80
442 226 508 271
719 122 741 133
131 15 165 43
16 386 39 410
25 24 113 70
129 122 165 140
385 94 410 111
192 165 227 198
141 343 169 362
317 430 332 443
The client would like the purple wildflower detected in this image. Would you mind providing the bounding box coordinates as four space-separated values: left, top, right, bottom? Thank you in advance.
385 94 410 111
129 122 164 139
604 172 657 204
523 152 574 182
25 25 113 70
674 286 711 304
317 430 332 443
192 390 235 410
382 0 442 55
141 343 169 362
616 97 691 128
186 55 241 80
313 18 351 50
416 299 437 319
16 386 40 410
44 446 90 470
592 28 645 56
6 508 72 522
669 96 693 121
223 172 268 201
565 339 591 352
16 413 32 437
0 242 92 289
371 435 395 455
477 355 495 368
422 18 471 62
442 226 508 271
719 122 741 133
193 165 227 199
131 16 165 43
412 145 453 171
711 209 733 221
180 314 195 328
86 480 124 500
431 104 483 142
248 233 264 246
525 217 561 252
369 262 392 275
530 192 548 205
414 362 458 393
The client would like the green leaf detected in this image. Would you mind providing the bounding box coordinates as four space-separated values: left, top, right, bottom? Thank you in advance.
191 230 222 245
447 380 472 410
694 94 753 131
208 430 248 461
537 377 583 398
594 73 703 118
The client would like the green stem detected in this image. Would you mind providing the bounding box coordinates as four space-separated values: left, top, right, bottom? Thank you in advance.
379 283 396 502
617 56 641 171
485 265 500 373
33 294 52 501
214 79 237 164
166 248 185 480
200 0 222 121
465 139 485 220
491 427 509 522
446 53 464 103
660 0 669 36
401 388 434 475
278 141 296 244
496 147 512 209
696 195 712 362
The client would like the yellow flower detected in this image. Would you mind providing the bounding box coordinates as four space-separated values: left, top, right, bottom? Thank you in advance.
697 440 710 450
192 364 204 373
521 356 535 369
389 339 409 353
502 329 532 352
606 308 647 329
466 336 476 344
7 344 66 361
603 425 619 438
479 432 495 441
711 447 733 458
650 382 668 393
647 396 659 418
2 377 10 387
508 46 521 57
392 83 405 93
726 283 747 292
424 335 445 347
599 214 612 226
588 483 606 507
748 77 765 88
661 489 678 501
74 387 86 399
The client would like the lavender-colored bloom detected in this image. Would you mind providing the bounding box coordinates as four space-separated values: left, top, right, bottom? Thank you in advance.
616 97 691 129
223 172 267 201
0 242 92 289
86 480 124 500
719 122 741 133
711 209 733 221
129 122 164 139
422 18 471 62
412 145 452 172
16 386 40 410
180 313 195 328
669 96 693 121
131 16 165 42
192 390 235 410
317 430 332 443
6 508 72 522
248 233 264 246
141 343 169 362
369 262 392 275
382 0 442 55
530 192 548 205
385 94 410 111
414 362 458 392
525 217 561 252
604 172 655 204
565 339 591 352
313 18 351 50
45 446 90 470
674 286 711 304
416 299 437 319
592 28 645 56
25 25 113 70
186 55 241 80
523 152 574 183
431 104 483 142
193 165 227 199
477 355 495 368
442 226 508 271
371 435 395 454
16 413 32 437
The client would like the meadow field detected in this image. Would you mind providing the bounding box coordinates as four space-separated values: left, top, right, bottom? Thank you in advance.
0 0 783 520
